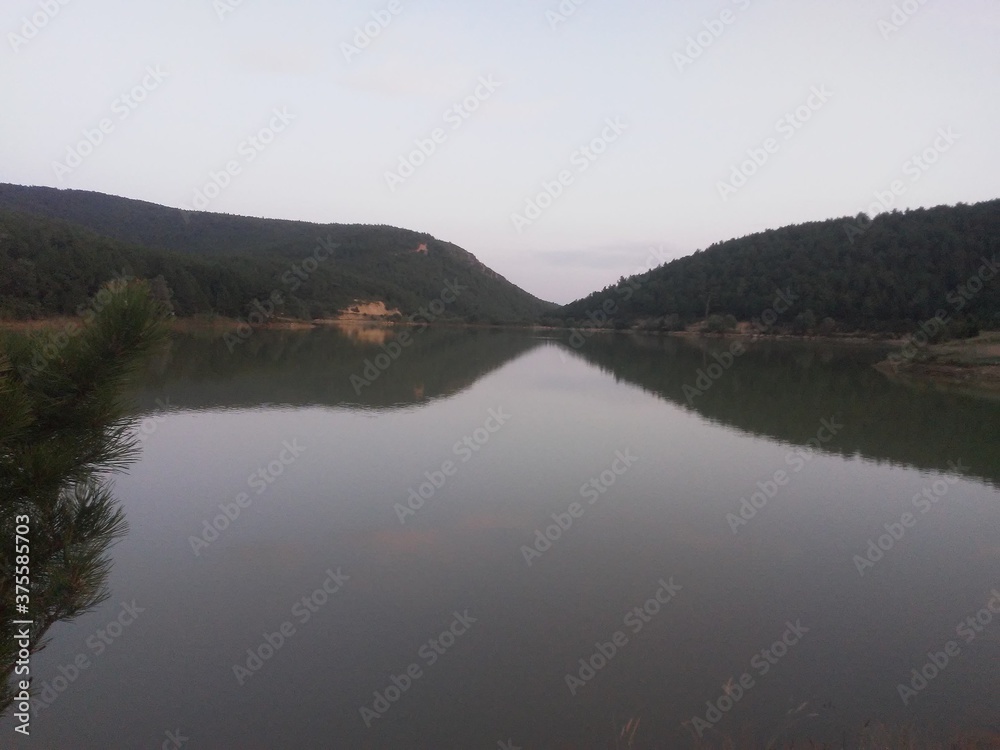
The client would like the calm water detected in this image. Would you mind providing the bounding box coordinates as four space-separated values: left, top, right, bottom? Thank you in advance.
7 328 1000 748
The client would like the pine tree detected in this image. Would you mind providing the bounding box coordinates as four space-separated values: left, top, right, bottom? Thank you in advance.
0 281 167 715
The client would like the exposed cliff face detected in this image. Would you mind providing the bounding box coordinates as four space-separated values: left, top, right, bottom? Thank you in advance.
336 301 402 321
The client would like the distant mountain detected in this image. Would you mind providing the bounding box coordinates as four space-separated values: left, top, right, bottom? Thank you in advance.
0 183 553 323
556 200 1000 335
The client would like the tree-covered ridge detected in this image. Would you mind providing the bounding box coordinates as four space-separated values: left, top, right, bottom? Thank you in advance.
0 184 553 323
558 200 1000 334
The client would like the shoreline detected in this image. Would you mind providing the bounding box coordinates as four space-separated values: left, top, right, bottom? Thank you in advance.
0 312 984 346
4 314 997 380
873 332 1000 393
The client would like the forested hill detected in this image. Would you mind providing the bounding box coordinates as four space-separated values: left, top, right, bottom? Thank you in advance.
557 200 1000 335
0 183 552 322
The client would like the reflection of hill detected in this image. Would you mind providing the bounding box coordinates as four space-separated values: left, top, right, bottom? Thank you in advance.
132 327 543 412
565 333 1000 487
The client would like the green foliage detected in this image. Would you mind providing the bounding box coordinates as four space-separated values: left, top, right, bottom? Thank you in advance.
792 309 818 335
817 317 837 335
0 282 167 714
558 201 1000 333
0 184 553 323
705 314 733 333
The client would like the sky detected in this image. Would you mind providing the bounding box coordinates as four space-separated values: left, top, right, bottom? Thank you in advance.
2 0 999 304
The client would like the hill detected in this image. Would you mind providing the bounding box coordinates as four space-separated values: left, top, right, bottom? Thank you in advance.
0 183 553 323
557 200 1000 335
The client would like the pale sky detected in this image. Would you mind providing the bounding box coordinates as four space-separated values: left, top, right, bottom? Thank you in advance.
3 0 998 304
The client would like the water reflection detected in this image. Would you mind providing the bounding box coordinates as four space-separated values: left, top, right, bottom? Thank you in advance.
136 328 1000 487
10 327 999 748
134 327 545 412
561 333 1000 487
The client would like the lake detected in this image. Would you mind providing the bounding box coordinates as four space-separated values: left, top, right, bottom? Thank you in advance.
7 327 1000 748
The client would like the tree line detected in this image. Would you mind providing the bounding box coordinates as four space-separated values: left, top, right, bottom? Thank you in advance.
557 200 1000 336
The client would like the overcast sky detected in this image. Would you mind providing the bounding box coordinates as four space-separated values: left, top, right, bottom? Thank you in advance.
3 0 998 304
